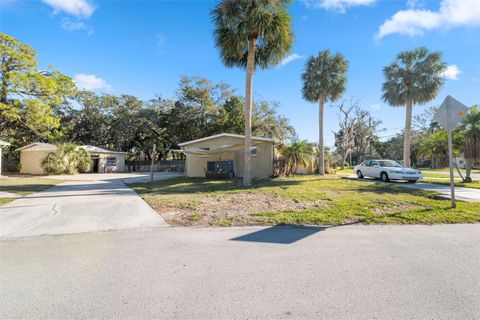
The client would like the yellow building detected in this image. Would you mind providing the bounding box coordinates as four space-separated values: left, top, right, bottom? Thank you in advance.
17 143 127 174
179 133 274 178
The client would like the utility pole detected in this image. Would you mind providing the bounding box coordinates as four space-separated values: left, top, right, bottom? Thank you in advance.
150 144 156 183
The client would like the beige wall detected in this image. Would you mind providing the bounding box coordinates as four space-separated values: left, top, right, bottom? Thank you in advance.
20 151 126 174
20 150 51 174
185 138 273 178
96 153 126 173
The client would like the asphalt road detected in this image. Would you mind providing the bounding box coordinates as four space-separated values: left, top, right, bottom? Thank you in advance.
1 224 479 319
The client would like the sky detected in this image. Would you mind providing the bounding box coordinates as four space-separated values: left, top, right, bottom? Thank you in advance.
1 0 479 147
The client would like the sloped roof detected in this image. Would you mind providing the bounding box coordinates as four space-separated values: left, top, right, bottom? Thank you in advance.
16 143 127 154
79 145 127 154
178 133 274 147
16 143 57 152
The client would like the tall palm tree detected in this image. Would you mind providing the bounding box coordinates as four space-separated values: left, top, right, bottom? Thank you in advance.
301 50 348 175
458 105 480 182
382 47 446 167
212 0 293 185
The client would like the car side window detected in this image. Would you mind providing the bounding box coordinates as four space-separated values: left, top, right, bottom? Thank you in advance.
364 161 371 167
370 161 378 167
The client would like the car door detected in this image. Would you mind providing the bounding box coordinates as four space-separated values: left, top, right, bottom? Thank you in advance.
369 160 380 178
360 161 371 177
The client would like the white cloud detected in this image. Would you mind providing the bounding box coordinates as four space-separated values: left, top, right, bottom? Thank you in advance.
42 0 95 18
442 65 462 80
61 18 94 35
74 73 112 91
369 103 382 110
300 0 376 13
277 53 304 68
376 0 480 39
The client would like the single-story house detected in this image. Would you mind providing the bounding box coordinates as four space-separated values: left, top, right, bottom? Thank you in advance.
0 140 11 176
179 133 274 178
16 143 127 174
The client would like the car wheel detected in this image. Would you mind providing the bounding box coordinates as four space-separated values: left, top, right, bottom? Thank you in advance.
381 172 390 182
357 170 364 179
408 180 417 184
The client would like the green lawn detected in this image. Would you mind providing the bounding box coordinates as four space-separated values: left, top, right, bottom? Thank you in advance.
0 176 61 206
131 175 480 227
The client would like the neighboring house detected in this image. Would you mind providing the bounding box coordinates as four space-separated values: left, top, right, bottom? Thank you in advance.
0 140 11 176
17 143 127 174
179 133 274 178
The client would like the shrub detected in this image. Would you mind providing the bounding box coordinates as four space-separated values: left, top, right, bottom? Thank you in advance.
42 143 91 175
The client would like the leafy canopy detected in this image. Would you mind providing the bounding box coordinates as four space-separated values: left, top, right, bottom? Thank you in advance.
382 47 446 106
211 0 294 69
301 50 349 103
0 33 76 141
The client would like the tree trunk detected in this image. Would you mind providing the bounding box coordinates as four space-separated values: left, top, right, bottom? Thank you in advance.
243 37 256 186
341 150 346 171
403 99 413 167
465 158 473 182
318 99 325 175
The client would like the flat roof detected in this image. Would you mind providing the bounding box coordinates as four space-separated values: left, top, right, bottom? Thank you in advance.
178 133 274 147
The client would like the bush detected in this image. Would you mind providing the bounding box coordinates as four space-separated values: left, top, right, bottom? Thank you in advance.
42 143 91 175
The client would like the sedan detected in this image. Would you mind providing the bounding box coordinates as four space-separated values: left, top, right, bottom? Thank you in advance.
354 160 423 183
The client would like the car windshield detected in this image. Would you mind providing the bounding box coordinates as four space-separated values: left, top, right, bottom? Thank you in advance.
377 160 403 168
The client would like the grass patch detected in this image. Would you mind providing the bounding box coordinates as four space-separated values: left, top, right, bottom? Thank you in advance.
131 175 480 227
0 176 62 206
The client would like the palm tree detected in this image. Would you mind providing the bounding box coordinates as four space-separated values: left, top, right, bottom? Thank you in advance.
301 50 348 175
279 140 314 176
42 143 91 175
382 47 446 167
458 105 480 182
212 0 293 185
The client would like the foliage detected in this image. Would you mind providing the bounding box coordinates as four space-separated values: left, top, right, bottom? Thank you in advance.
302 50 348 175
212 0 294 186
211 0 294 70
333 100 356 169
457 105 480 181
278 140 314 176
41 143 92 175
0 33 76 145
382 47 446 167
382 47 445 107
301 50 349 104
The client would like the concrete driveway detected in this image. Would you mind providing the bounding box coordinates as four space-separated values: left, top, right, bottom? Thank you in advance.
346 175 480 202
0 173 181 238
1 224 479 319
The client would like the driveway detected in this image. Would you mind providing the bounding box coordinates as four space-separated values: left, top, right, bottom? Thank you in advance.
0 173 181 238
1 224 479 319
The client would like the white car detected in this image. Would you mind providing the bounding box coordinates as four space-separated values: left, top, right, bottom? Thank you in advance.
354 160 423 183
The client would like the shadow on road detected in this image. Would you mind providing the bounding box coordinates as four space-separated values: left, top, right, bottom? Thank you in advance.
230 224 327 244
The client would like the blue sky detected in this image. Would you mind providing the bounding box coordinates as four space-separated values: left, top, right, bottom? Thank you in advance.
1 0 479 146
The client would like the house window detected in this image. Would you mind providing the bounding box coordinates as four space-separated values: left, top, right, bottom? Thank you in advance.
106 157 116 167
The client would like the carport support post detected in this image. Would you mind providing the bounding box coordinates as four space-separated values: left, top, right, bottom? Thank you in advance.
150 144 156 183
446 104 456 209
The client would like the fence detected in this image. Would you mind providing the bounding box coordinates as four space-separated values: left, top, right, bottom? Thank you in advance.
1 157 19 173
126 160 185 173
